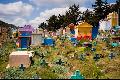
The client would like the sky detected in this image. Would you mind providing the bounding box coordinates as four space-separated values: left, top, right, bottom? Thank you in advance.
0 0 116 29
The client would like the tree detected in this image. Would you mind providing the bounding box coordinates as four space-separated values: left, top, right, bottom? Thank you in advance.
58 14 67 28
92 0 105 20
0 20 17 38
65 4 81 25
38 22 47 30
46 15 59 32
103 0 111 18
38 22 47 37
92 0 110 27
39 4 81 32
81 9 94 25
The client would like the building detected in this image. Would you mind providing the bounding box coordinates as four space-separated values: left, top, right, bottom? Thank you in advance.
107 11 119 27
75 21 93 40
99 19 112 31
17 25 34 49
31 29 44 46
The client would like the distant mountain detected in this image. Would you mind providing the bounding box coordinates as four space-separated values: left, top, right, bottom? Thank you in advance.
0 20 17 30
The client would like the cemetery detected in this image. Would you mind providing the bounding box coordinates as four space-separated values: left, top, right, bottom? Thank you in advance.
0 0 120 79
0 19 120 79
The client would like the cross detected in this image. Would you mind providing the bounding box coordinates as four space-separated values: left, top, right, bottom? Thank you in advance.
56 59 64 66
19 64 25 71
74 41 78 46
70 70 85 79
79 54 85 61
39 53 45 59
109 53 115 59
73 43 77 46
93 41 97 46
91 48 96 52
32 74 39 79
34 50 39 55
40 59 48 67
93 54 100 61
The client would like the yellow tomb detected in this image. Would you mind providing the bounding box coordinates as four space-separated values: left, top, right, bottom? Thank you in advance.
107 11 118 27
75 21 93 40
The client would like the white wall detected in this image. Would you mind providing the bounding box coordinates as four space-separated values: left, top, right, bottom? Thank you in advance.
99 20 112 31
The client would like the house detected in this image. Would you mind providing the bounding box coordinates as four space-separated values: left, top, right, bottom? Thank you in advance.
31 29 44 46
107 11 119 27
17 25 34 49
75 21 93 40
99 19 112 31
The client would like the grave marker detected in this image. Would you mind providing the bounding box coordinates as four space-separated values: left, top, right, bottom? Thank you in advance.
56 59 64 66
39 53 45 59
79 54 85 61
109 53 115 59
91 48 96 52
40 59 48 67
70 70 85 79
93 54 100 61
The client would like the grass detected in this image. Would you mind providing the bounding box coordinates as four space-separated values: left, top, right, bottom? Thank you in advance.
0 31 120 79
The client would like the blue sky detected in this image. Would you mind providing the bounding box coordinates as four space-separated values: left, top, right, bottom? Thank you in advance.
0 0 116 28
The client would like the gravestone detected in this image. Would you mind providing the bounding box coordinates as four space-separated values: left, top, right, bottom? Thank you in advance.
79 54 85 61
70 70 85 79
93 54 100 61
109 53 115 59
40 59 48 67
56 59 64 66
91 48 96 52
39 53 45 59
93 41 97 46
73 43 77 46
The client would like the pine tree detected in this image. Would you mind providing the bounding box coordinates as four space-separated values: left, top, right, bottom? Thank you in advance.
103 0 111 18
65 4 81 25
38 22 48 37
92 0 110 27
82 9 94 25
46 15 59 31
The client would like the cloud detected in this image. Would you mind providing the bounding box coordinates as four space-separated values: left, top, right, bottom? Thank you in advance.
11 18 27 27
29 7 93 28
29 0 95 7
29 7 69 28
0 17 27 27
29 0 65 6
0 0 94 29
0 1 34 18
0 1 34 27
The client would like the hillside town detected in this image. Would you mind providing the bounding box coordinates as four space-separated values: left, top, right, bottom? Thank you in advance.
0 0 120 79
